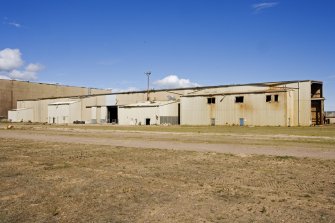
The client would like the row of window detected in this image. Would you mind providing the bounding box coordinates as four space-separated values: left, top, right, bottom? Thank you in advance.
207 95 279 104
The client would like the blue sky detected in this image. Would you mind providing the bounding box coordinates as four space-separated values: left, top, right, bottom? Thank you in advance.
0 0 334 110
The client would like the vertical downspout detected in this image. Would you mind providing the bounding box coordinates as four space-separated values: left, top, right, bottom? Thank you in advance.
298 82 300 126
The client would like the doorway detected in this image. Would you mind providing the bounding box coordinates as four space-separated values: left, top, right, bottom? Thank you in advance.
178 103 180 125
107 106 118 124
239 118 244 126
145 118 150 125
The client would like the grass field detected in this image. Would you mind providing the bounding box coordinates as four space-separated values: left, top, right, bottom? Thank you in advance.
1 124 335 222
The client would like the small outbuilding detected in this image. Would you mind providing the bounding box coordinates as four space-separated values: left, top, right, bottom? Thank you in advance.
8 108 33 122
325 111 335 124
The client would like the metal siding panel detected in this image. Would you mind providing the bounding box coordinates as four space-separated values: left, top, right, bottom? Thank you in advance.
119 106 159 125
106 95 116 105
181 97 210 125
159 102 178 116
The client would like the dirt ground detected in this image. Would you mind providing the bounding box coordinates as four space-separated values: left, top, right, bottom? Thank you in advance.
1 124 335 159
1 124 335 222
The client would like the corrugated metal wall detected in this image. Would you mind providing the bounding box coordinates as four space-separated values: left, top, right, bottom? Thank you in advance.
0 79 111 118
13 81 318 126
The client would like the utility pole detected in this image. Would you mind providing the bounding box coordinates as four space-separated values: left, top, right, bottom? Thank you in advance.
145 71 151 101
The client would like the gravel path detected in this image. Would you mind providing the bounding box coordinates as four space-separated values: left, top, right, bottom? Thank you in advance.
1 129 334 159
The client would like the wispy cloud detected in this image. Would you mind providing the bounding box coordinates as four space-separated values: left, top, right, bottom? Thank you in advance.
8 21 21 28
327 74 335 79
8 63 44 81
3 17 22 28
252 2 279 13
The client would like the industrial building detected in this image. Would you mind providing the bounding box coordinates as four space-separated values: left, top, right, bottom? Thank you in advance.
8 80 324 126
0 79 111 119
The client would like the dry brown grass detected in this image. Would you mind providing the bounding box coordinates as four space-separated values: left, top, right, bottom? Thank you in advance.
1 137 335 222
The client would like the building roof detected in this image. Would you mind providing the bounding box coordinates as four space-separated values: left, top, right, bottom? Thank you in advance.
325 111 335 117
182 89 289 97
119 100 177 108
0 78 110 91
17 80 322 101
48 101 79 105
9 108 32 111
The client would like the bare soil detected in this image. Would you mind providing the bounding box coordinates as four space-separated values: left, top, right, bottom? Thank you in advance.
1 124 335 222
0 124 335 159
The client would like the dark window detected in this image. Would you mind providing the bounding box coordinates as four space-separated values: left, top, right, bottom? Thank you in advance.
235 96 244 103
266 95 271 102
274 95 279 102
207 97 216 104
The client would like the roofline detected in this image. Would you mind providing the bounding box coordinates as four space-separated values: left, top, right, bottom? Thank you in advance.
0 78 110 91
17 80 322 101
119 100 179 108
48 101 79 105
181 89 289 97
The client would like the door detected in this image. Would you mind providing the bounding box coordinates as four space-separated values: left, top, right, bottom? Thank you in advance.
239 118 244 126
146 118 150 125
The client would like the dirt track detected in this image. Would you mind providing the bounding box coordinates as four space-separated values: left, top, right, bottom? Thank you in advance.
1 125 335 222
1 127 334 159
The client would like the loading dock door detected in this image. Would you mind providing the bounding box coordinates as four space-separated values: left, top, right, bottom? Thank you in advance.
107 106 118 124
178 103 181 125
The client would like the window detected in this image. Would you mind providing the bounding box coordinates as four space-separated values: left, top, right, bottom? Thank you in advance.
274 95 279 102
266 95 271 102
207 97 215 104
235 96 244 103
266 94 279 103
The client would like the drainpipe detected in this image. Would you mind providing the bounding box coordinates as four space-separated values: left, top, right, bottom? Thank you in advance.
298 82 300 126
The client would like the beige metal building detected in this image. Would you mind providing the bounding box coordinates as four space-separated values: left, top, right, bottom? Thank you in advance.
11 80 324 126
181 80 324 126
0 79 111 119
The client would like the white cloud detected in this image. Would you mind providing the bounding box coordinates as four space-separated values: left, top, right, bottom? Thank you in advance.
252 2 278 13
154 75 200 89
0 48 44 81
26 63 43 72
8 63 43 81
0 48 23 71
